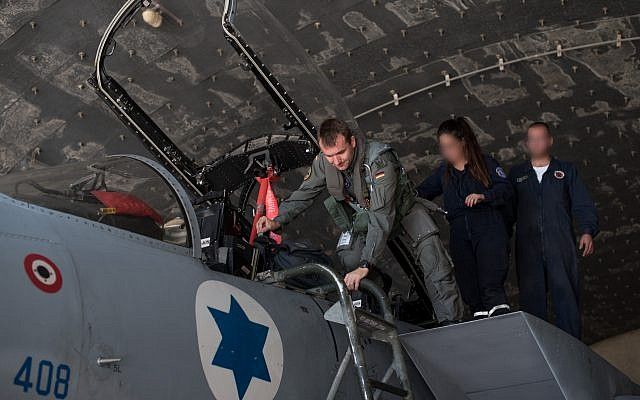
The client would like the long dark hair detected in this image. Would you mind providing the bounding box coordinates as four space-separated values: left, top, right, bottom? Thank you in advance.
437 117 490 188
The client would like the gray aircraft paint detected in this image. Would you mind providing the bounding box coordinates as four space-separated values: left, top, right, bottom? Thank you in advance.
0 154 434 399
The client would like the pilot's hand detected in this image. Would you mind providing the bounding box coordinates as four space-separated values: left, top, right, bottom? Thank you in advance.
465 193 485 207
344 267 369 291
256 216 280 234
579 234 594 257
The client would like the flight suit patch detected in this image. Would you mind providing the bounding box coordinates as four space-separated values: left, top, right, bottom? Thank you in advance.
516 175 528 183
372 157 387 169
554 170 565 180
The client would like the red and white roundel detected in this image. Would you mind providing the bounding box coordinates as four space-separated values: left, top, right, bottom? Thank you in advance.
23 253 63 293
554 170 565 180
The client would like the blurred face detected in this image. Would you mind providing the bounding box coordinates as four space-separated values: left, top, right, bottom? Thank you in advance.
320 134 356 171
525 126 553 158
438 133 465 164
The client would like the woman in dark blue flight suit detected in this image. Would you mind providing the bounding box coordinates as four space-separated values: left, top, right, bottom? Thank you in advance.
417 118 514 319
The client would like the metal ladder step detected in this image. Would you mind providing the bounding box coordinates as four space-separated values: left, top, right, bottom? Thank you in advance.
369 379 409 397
355 308 397 342
321 285 413 399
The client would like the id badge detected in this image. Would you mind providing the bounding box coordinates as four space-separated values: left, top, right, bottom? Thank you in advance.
337 230 353 250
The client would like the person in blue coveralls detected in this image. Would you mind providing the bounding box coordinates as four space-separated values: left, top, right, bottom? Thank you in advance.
507 122 598 339
417 117 514 319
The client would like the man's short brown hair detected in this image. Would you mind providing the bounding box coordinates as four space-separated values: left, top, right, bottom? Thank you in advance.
319 118 353 146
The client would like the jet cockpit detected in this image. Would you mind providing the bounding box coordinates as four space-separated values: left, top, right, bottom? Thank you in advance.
81 0 439 324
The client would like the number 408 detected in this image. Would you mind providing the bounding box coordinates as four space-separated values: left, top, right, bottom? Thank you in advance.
14 357 70 399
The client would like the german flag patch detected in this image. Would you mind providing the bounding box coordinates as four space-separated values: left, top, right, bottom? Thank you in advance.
374 171 385 180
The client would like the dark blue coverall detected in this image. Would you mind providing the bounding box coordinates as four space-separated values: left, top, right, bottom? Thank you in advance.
417 156 514 314
508 158 598 338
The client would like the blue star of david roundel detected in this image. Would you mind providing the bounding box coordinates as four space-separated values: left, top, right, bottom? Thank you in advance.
196 281 284 400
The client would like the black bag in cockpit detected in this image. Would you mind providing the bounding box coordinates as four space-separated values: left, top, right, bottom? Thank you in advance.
258 238 332 289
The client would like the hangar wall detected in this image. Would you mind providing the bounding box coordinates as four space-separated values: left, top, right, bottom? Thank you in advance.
0 0 639 343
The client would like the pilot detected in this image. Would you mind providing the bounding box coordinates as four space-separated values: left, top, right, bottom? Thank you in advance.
507 122 598 338
417 117 513 320
256 118 464 325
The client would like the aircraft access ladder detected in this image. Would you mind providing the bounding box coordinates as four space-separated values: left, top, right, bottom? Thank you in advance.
261 263 413 400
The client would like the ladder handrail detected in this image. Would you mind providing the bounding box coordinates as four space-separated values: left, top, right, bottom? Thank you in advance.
266 264 413 400
267 263 373 399
359 280 413 400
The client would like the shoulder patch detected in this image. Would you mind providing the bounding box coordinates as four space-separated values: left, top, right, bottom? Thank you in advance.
372 157 388 169
496 166 507 178
554 170 565 180
304 167 312 181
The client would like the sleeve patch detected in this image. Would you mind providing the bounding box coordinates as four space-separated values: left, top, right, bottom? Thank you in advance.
496 166 507 178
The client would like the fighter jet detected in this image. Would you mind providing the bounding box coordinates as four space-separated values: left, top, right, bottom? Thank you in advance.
1 0 638 399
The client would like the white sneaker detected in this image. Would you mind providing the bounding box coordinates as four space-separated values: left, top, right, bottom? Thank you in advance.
473 311 489 320
488 304 510 317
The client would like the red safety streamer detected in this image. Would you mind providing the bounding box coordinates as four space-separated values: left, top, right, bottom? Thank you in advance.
249 170 281 245
265 179 281 244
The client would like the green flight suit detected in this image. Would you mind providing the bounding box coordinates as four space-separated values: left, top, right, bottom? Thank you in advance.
274 136 463 322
